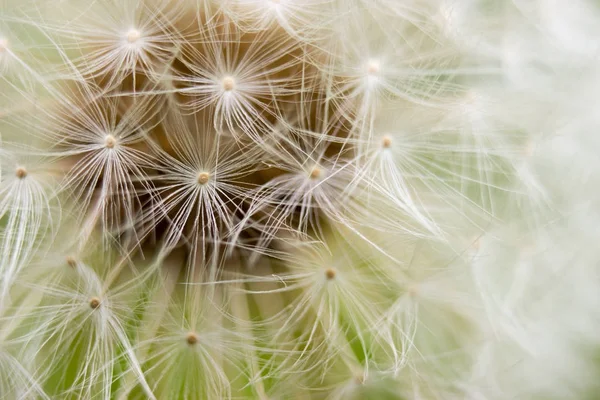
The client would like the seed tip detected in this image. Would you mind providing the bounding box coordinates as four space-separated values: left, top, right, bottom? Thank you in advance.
309 166 322 180
15 166 27 179
367 60 380 75
381 136 392 149
325 268 336 280
89 297 101 309
197 172 210 185
186 331 199 345
104 134 117 149
126 29 141 44
66 256 77 268
222 76 236 91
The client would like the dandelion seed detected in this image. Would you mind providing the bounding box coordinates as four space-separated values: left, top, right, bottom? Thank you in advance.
246 238 393 377
24 256 156 399
0 38 7 53
138 111 263 271
169 16 306 141
231 104 374 253
26 88 161 243
0 150 56 305
43 0 181 89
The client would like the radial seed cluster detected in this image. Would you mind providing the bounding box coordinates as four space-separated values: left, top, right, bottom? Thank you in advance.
0 0 599 399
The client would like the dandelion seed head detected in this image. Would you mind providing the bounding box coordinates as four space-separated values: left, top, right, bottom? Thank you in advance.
15 166 27 179
89 297 101 309
197 172 210 185
104 134 117 149
222 76 236 92
3 2 598 399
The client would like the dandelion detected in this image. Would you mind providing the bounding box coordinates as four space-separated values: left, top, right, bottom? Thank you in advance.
0 1 599 399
